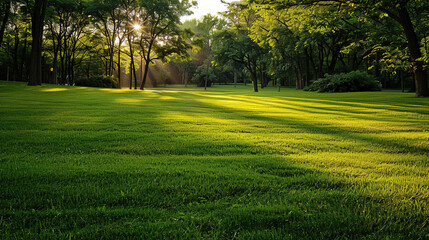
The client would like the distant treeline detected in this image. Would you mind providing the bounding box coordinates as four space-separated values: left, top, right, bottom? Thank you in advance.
0 0 428 95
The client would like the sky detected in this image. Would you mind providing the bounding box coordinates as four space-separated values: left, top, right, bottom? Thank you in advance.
181 0 234 22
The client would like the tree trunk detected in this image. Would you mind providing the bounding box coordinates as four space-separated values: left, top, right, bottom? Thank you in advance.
251 72 258 92
61 31 68 84
87 55 91 79
0 1 10 48
129 62 132 89
397 6 428 97
19 30 28 82
28 0 47 86
183 69 188 87
304 48 311 86
48 21 60 85
108 18 119 77
259 68 264 89
140 40 154 90
295 59 304 90
12 28 19 81
127 34 138 89
140 61 150 90
294 66 302 90
67 54 72 85
308 45 319 79
105 59 108 77
71 51 76 84
52 52 58 84
234 68 237 87
41 55 46 83
140 57 143 88
247 60 258 92
328 49 339 74
117 44 121 88
318 43 324 78
375 51 381 82
132 58 137 90
108 46 114 76
60 50 65 84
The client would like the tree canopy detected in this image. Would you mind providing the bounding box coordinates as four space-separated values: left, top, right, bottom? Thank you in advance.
0 0 427 96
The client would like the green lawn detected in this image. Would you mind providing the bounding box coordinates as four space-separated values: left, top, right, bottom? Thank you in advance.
0 81 428 239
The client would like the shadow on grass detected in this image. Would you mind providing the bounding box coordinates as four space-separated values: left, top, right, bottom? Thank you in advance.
1 85 428 239
187 92 428 154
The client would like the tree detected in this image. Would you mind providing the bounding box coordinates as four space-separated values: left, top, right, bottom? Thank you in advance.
249 3 373 89
214 30 263 92
27 0 48 86
0 0 11 47
136 0 194 90
182 14 226 89
213 0 266 92
86 0 125 77
253 0 429 96
1 2 30 82
46 0 90 85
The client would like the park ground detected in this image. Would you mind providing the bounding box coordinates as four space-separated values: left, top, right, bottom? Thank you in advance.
0 81 428 239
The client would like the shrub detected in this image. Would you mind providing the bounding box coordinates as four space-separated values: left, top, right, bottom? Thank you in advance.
75 75 118 88
191 65 214 87
304 71 381 92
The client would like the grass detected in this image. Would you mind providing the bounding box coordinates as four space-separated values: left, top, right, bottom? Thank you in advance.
0 80 428 239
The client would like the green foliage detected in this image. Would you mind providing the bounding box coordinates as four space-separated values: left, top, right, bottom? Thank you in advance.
191 65 214 87
181 14 227 66
304 71 381 92
75 75 118 88
251 0 429 95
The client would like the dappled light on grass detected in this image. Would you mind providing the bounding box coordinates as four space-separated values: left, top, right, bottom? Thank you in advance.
115 98 145 105
99 88 148 93
99 88 126 93
0 82 428 239
158 95 179 100
144 89 195 93
197 92 428 137
41 88 69 92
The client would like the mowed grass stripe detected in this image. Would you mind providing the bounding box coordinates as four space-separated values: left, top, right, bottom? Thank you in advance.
0 81 428 239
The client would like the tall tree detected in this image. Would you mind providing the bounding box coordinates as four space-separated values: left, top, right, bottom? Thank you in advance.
214 30 262 92
27 0 48 86
254 0 429 96
2 1 29 82
136 0 193 89
0 0 11 47
213 0 265 92
249 3 372 88
46 0 89 85
86 0 125 77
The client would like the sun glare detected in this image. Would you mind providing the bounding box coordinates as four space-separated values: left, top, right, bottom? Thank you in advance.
133 23 141 31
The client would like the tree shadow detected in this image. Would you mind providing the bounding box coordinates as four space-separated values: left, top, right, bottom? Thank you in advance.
2 87 428 239
185 92 428 154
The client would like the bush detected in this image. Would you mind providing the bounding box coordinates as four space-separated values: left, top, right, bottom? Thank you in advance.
304 71 381 92
75 75 117 88
191 65 214 87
